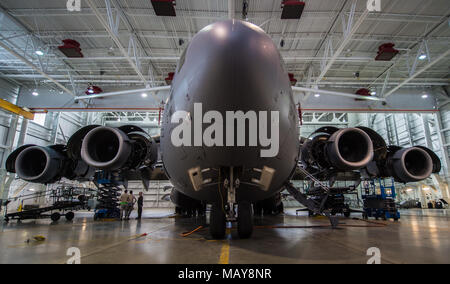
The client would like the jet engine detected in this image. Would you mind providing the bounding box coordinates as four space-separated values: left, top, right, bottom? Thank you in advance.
389 147 433 182
301 127 374 171
5 124 159 185
6 144 93 184
14 145 65 183
80 126 158 171
355 127 440 183
368 146 437 183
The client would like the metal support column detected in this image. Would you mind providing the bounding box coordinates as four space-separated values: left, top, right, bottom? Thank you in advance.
17 117 29 147
434 113 450 191
0 114 19 220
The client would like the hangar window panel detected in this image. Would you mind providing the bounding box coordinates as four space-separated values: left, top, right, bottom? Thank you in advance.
32 113 46 126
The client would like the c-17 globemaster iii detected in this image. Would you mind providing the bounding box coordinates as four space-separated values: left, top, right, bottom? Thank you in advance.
6 20 440 239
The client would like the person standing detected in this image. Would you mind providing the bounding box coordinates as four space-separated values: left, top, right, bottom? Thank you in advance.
126 190 137 220
136 192 144 220
119 190 129 220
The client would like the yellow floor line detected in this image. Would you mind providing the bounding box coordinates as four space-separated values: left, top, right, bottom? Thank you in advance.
218 228 231 264
219 241 230 264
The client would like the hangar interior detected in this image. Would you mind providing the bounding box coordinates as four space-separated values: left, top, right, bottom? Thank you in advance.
0 0 449 264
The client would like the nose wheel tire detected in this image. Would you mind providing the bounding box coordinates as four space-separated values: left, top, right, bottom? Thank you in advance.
238 202 253 239
210 203 226 239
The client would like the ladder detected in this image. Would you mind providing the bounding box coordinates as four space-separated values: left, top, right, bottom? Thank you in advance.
285 166 339 228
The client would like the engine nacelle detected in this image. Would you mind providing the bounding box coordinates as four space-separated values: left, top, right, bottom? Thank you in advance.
301 127 374 171
81 126 132 170
15 146 65 183
388 147 433 183
326 128 374 170
80 126 158 171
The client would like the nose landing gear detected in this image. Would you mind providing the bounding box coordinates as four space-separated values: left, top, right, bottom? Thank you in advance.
210 203 226 239
237 201 253 238
209 167 254 239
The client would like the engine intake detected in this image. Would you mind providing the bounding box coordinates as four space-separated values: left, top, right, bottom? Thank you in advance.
390 147 433 182
326 128 374 170
15 146 65 183
81 126 132 170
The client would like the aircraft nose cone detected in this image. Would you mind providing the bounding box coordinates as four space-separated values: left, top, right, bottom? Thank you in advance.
176 19 291 111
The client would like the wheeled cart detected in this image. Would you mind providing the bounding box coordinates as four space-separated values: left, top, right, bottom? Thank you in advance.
4 201 81 222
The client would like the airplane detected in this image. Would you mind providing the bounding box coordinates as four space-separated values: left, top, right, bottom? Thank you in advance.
5 20 441 239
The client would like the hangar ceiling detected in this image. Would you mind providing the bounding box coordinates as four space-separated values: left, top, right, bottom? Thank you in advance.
0 0 449 97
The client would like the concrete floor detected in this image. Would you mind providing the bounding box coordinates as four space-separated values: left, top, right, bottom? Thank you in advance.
0 208 448 264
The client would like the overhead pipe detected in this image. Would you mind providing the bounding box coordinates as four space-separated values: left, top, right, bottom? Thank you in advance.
292 86 386 102
74 86 170 100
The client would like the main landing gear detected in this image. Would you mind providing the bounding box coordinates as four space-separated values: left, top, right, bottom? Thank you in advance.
209 167 254 239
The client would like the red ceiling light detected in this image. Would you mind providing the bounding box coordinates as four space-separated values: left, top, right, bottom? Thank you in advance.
151 0 176 17
375 43 399 61
281 1 305 20
355 88 372 101
165 72 175 85
288 73 297 86
85 85 103 96
58 39 84 58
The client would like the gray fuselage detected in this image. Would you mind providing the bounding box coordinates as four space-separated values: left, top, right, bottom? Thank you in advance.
160 20 299 203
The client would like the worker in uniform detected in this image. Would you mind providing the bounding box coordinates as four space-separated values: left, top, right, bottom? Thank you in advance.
136 192 144 220
119 190 129 220
126 190 137 220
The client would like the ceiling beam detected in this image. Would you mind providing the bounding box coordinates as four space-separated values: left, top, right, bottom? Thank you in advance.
7 8 445 24
0 98 34 119
0 40 76 97
384 49 450 98
315 4 370 84
26 30 450 44
85 0 149 86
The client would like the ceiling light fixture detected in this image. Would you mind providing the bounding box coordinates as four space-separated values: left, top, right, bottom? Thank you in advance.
419 53 427 60
35 50 44 56
141 93 148 98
